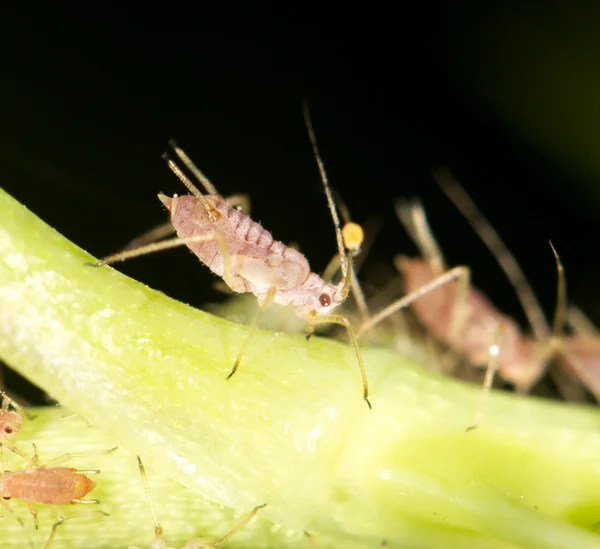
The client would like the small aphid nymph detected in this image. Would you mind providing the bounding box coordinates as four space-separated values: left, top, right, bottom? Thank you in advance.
0 445 113 549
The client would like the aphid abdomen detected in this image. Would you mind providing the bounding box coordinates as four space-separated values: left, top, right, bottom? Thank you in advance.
2 467 96 504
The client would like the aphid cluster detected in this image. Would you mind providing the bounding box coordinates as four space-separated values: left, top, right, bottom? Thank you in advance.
355 167 600 426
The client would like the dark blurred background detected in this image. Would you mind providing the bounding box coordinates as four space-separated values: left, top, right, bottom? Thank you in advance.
2 5 600 398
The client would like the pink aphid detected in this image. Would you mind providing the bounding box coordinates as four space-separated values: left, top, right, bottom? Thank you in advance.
394 257 548 391
157 193 338 319
0 466 97 506
91 105 370 407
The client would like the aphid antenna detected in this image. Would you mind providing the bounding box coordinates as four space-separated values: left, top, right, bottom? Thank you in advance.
302 99 351 299
432 166 551 341
549 241 567 340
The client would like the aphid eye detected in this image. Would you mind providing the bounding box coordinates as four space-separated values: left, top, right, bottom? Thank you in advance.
3 496 10 500
319 293 331 307
4 426 13 434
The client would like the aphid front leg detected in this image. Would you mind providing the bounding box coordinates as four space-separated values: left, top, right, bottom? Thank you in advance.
304 312 371 409
227 287 277 380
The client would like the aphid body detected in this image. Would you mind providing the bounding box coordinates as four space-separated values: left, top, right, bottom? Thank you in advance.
0 466 96 505
158 194 339 317
396 257 548 391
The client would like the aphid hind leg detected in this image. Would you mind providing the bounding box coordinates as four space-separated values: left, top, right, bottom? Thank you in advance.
182 504 267 549
88 234 227 268
227 287 277 380
122 222 177 251
43 446 117 467
304 313 371 409
43 509 109 549
134 455 166 544
467 324 505 431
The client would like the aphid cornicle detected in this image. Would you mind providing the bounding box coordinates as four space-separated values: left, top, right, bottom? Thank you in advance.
91 103 371 407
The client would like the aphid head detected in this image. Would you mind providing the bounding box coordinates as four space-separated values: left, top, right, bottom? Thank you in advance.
0 410 22 440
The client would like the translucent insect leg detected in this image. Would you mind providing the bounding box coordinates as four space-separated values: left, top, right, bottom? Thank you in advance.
135 455 165 545
227 287 277 380
182 504 267 549
395 200 471 342
304 312 371 408
43 510 109 549
466 323 505 431
123 222 177 251
356 266 471 342
433 166 550 341
87 234 227 268
43 446 117 467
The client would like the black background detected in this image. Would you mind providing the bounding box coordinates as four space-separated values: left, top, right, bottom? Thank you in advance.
2 6 600 401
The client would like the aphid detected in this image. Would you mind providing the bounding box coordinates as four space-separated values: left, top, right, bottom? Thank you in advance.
0 389 31 465
128 455 266 549
90 103 371 407
0 445 111 549
434 167 600 402
356 168 582 407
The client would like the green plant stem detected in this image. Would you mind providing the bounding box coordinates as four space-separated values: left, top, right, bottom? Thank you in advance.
1 186 600 549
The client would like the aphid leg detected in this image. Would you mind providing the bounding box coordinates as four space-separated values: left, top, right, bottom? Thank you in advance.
228 287 278 380
122 222 177 252
43 510 109 549
567 306 598 337
395 199 470 342
26 502 39 529
43 446 117 467
183 504 267 549
433 166 551 342
304 312 371 409
357 266 470 340
135 455 166 544
87 234 227 268
0 498 25 528
466 324 505 431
